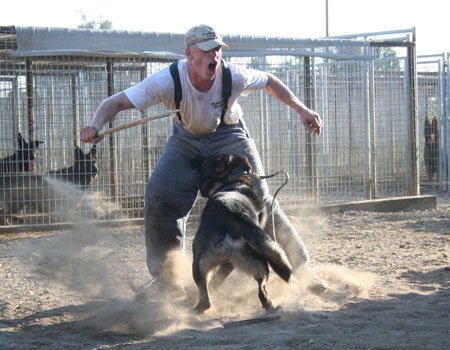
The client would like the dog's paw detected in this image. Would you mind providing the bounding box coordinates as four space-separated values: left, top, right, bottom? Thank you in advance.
263 301 282 314
193 302 210 315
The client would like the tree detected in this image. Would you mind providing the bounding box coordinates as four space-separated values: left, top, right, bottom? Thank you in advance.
77 11 112 30
373 46 400 72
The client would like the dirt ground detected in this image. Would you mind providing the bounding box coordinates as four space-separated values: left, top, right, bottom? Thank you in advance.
0 189 449 350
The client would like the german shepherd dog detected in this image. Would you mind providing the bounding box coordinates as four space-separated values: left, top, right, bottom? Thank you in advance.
191 154 292 314
424 116 439 181
0 133 43 174
0 145 97 224
47 145 98 188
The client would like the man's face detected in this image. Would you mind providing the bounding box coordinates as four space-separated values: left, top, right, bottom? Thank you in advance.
186 44 222 82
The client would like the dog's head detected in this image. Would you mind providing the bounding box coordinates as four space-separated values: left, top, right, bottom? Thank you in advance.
424 117 439 145
192 154 253 197
16 132 44 172
73 145 98 186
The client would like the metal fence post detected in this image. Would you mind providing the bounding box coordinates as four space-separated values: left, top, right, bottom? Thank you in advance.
140 66 150 186
363 49 377 199
106 59 118 200
25 59 34 137
71 73 78 149
304 56 319 202
407 42 420 196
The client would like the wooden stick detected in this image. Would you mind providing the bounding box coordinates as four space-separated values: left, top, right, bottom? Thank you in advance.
223 315 282 328
95 110 180 137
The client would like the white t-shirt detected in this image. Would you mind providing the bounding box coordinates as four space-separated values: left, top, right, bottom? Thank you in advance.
124 59 268 135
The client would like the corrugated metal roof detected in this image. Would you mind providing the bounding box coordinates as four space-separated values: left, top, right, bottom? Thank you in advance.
1 25 374 60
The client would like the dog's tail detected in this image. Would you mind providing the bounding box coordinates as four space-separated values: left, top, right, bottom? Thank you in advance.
242 226 292 282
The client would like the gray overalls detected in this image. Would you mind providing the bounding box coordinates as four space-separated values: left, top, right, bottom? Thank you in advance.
144 117 310 280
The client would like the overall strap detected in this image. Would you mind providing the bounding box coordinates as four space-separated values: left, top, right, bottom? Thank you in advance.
221 59 232 123
169 59 232 125
169 61 183 122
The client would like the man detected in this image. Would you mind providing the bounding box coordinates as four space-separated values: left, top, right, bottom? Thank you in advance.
80 24 326 296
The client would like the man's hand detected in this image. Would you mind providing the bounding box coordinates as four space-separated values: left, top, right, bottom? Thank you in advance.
299 108 323 136
80 126 104 144
264 73 323 136
80 92 134 144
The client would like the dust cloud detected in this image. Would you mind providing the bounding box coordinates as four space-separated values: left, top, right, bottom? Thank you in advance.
11 181 369 336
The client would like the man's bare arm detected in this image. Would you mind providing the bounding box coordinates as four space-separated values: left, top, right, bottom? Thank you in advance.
264 72 322 135
80 92 134 143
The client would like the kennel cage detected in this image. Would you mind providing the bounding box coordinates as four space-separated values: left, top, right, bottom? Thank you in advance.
0 26 420 228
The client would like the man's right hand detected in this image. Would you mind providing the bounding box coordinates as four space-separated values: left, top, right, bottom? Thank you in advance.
80 126 104 144
80 92 134 144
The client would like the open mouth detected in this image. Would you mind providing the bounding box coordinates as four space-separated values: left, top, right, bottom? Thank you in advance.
208 62 217 74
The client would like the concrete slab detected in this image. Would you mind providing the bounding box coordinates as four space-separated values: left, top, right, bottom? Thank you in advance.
286 195 437 215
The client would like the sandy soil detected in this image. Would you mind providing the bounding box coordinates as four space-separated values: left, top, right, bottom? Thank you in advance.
0 189 449 350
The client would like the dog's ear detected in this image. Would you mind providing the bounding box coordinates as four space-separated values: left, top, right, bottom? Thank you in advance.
226 154 253 174
74 146 85 160
89 145 97 158
17 133 25 148
33 140 43 149
215 154 233 172
432 117 438 128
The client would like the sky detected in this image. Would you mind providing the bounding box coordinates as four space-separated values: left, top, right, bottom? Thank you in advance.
2 0 449 57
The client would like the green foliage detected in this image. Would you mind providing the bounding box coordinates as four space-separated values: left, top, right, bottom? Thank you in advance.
373 47 400 71
77 11 112 30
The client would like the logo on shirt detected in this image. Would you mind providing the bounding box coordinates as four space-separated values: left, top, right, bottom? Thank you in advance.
211 100 224 109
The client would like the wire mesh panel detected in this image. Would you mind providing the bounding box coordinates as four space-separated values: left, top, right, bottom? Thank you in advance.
227 51 414 206
0 54 174 226
0 26 420 228
417 57 443 186
371 56 412 198
317 59 373 202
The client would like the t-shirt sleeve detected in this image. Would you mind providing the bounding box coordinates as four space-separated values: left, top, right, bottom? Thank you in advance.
124 67 174 112
230 64 268 97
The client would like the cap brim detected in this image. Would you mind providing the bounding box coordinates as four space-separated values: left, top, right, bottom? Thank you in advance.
196 39 230 51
